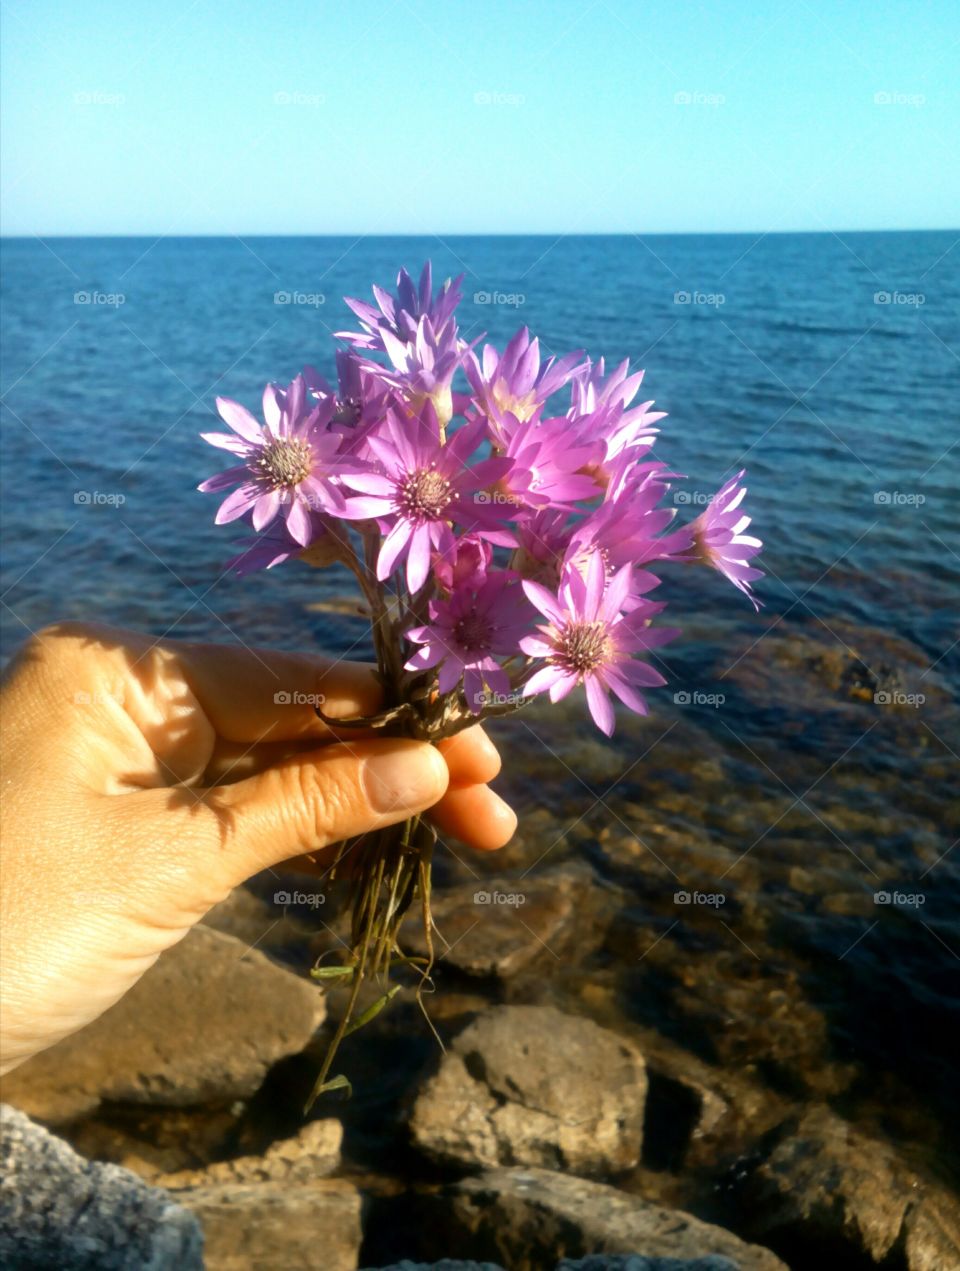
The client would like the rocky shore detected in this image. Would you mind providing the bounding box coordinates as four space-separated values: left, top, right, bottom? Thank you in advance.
2 860 958 1270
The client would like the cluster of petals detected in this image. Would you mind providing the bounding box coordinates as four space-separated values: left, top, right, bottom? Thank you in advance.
199 262 763 732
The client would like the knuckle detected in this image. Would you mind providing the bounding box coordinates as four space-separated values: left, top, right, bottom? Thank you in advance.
290 759 362 847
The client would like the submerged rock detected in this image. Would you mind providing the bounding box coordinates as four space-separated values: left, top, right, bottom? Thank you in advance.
181 1178 361 1271
741 1105 960 1270
1 926 325 1124
0 1103 203 1270
427 1167 787 1270
401 864 602 979
411 1005 647 1175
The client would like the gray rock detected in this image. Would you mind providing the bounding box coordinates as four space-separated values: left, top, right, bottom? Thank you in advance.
436 1167 788 1271
158 1117 342 1188
181 1178 362 1271
743 1105 960 1270
0 1103 203 1270
1 925 325 1123
411 1005 647 1176
401 865 599 979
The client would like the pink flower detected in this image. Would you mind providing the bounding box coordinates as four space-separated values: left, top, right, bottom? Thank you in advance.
690 470 764 608
338 406 511 594
404 572 531 713
520 553 678 735
198 374 345 547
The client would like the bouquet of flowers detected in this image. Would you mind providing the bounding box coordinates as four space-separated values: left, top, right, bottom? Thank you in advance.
197 263 762 1105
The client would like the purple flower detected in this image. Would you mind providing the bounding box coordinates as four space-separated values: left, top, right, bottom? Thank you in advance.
433 535 493 591
509 509 573 587
224 512 345 576
199 374 346 547
520 553 678 735
570 358 666 482
338 406 511 594
404 572 531 713
338 262 463 351
466 328 584 445
495 415 601 512
689 470 763 608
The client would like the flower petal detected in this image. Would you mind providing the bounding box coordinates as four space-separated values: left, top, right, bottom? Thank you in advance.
216 397 263 443
585 676 615 735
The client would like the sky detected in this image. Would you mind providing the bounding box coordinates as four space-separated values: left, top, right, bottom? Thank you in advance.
1 0 958 236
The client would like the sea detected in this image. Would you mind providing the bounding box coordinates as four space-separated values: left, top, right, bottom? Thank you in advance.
1 232 958 1183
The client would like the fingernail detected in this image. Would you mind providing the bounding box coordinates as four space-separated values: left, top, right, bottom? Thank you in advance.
362 743 447 814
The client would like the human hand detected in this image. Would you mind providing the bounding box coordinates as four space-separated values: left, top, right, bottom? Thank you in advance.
0 622 516 1074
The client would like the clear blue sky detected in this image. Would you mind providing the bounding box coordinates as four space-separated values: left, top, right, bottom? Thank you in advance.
2 0 957 235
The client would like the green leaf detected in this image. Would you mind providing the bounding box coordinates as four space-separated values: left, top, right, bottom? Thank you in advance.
309 965 356 980
343 985 402 1036
304 1073 353 1110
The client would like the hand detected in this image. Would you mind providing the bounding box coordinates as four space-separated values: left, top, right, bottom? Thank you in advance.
0 622 516 1074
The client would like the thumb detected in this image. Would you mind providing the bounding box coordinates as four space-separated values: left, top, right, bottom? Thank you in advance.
204 736 449 886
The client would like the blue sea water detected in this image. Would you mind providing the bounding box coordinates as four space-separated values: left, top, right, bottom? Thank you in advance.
1 233 959 1168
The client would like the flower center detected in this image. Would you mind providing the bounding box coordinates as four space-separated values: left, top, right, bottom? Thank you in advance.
555 620 611 675
452 608 493 653
253 438 314 489
397 466 453 521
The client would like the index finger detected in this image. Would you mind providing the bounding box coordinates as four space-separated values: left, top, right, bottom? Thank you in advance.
178 640 383 743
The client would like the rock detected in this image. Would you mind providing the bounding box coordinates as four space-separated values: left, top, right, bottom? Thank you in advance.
0 1103 203 1270
401 865 598 979
181 1178 361 1271
432 1168 787 1270
558 1259 741 1271
412 1005 647 1176
158 1117 342 1188
741 1105 960 1270
1 926 325 1124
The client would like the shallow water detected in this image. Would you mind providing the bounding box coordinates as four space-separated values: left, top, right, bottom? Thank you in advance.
2 231 958 1182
